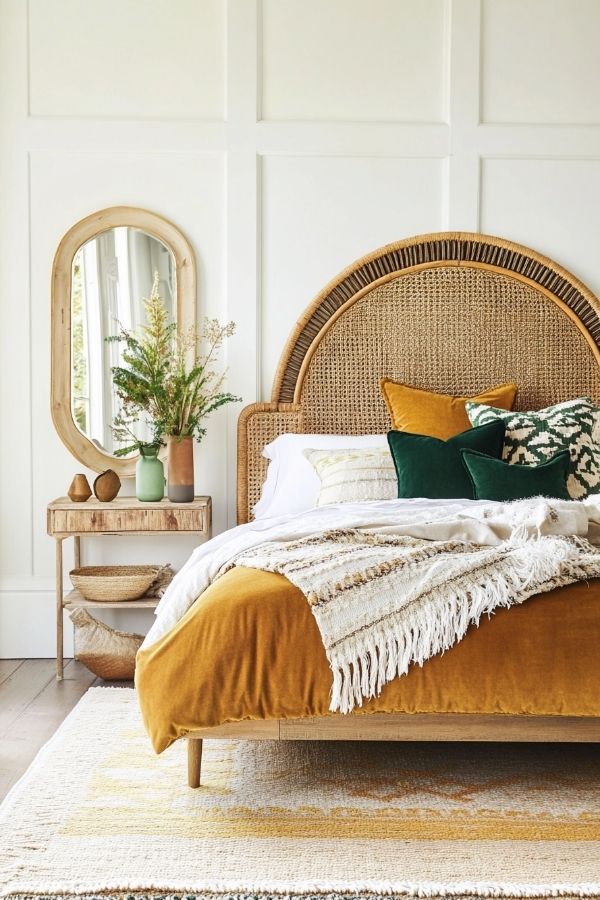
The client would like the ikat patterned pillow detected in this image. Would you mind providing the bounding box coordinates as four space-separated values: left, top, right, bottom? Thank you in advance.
465 397 600 499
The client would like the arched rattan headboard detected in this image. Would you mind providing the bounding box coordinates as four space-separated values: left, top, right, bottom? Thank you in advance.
238 231 600 523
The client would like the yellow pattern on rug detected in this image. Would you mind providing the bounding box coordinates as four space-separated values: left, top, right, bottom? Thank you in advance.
65 729 600 842
0 688 599 896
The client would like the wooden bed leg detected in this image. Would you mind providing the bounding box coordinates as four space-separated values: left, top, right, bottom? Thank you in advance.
187 738 203 788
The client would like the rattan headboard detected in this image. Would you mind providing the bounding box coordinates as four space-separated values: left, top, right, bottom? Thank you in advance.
237 231 600 524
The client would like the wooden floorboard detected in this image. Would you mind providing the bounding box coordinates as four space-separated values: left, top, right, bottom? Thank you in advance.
0 659 132 801
0 659 57 737
0 660 23 686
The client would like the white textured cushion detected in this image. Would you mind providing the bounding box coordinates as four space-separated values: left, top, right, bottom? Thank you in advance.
304 447 397 507
253 433 387 519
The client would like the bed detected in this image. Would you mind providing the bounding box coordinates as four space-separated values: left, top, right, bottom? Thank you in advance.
135 231 600 787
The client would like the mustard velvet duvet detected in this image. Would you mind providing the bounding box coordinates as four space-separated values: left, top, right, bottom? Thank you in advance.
136 565 600 754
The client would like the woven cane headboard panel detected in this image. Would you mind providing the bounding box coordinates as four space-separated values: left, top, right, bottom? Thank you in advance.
237 232 600 523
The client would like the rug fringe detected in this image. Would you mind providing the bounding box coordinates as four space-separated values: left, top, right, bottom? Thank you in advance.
3 878 599 898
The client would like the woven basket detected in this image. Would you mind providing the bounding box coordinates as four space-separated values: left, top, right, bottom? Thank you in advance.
69 565 161 602
70 607 143 680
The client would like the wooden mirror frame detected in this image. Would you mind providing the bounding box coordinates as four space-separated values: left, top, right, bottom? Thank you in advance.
51 206 196 476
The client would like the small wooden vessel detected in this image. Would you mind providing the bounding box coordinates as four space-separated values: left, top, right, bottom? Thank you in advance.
67 474 92 502
93 469 121 501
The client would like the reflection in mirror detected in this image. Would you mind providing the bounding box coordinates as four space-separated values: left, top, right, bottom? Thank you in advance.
71 227 176 456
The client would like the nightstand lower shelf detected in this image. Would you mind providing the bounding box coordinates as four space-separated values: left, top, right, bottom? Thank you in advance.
64 589 160 611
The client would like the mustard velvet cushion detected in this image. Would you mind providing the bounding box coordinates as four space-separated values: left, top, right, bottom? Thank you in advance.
380 379 517 440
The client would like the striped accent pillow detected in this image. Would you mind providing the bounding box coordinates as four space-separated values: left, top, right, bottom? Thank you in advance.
465 397 600 499
303 448 397 507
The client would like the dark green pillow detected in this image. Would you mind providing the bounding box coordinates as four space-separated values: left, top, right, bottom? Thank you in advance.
387 420 506 500
461 448 571 502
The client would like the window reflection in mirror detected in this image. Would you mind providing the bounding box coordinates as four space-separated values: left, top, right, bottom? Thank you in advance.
71 227 176 456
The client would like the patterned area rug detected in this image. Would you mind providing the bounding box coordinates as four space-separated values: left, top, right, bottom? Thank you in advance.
0 688 598 898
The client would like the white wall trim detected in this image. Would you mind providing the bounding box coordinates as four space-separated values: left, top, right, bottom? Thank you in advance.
224 0 262 527
446 0 482 230
0 578 56 593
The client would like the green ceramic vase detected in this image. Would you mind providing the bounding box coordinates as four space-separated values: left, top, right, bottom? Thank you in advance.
135 444 164 502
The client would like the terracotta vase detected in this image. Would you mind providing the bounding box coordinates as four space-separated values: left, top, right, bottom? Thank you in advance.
167 435 194 502
68 473 92 502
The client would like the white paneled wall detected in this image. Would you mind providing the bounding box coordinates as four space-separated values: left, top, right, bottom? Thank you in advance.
261 0 447 122
261 155 445 396
480 0 600 124
1 0 599 656
28 0 226 119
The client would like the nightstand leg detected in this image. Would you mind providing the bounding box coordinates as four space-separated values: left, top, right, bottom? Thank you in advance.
56 538 64 681
74 535 81 569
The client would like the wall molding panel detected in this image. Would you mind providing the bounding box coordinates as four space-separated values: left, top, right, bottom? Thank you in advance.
1 0 599 655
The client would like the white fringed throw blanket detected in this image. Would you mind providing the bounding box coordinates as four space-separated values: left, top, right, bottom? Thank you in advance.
227 526 600 713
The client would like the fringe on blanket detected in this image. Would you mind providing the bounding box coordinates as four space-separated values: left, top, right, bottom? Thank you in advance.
330 528 585 714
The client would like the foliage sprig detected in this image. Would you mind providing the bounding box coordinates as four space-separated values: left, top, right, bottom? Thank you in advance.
109 273 240 456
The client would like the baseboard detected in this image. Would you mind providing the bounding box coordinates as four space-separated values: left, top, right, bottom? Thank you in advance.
0 589 155 657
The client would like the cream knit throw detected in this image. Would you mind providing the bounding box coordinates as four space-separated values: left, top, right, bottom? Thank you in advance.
229 527 600 713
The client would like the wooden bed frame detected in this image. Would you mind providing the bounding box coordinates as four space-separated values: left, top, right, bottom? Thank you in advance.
186 231 600 787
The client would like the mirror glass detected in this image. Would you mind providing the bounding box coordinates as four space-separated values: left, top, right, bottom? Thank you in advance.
71 227 176 456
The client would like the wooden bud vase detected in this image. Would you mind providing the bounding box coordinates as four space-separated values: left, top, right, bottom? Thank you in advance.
93 469 121 502
68 473 92 502
167 435 194 502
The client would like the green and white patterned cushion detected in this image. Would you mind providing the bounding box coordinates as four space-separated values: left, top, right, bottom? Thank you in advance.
465 397 600 499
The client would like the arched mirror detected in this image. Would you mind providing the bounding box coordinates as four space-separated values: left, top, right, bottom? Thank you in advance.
51 207 196 476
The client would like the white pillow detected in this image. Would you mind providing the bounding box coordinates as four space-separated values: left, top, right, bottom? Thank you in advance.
304 447 397 506
253 433 387 519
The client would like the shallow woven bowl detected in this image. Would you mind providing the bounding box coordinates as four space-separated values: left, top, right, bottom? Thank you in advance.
69 565 160 602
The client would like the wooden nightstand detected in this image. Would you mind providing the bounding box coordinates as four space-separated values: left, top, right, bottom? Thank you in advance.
47 496 212 679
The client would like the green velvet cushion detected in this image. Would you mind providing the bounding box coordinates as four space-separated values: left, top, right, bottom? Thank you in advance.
461 448 571 502
387 420 506 500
